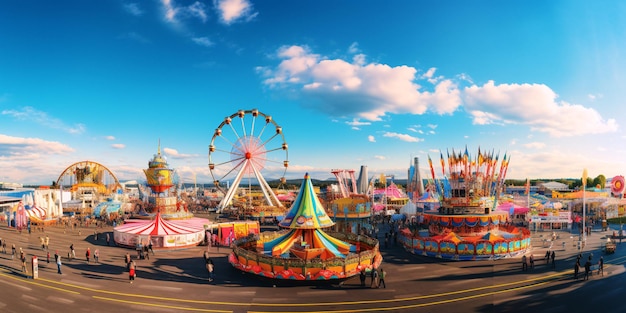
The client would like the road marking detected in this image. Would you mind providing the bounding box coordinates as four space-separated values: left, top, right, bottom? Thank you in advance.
93 296 233 313
138 285 182 292
47 296 75 305
60 279 100 289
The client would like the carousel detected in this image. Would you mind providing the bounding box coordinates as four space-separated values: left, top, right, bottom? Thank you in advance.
229 173 383 281
399 149 531 260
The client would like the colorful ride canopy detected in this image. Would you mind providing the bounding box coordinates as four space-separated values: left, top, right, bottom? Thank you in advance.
279 173 335 229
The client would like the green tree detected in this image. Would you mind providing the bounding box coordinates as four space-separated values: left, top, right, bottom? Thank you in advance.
592 175 606 189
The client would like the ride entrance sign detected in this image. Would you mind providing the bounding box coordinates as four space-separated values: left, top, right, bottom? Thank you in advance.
32 256 38 279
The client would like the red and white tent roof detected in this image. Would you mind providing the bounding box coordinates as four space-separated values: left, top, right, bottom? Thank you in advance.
115 212 203 236
26 205 47 220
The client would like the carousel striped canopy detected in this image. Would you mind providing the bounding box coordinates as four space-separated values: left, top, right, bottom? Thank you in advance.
278 173 335 229
115 212 203 236
25 205 47 220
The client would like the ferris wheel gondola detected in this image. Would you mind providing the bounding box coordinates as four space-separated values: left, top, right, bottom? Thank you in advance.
208 109 289 212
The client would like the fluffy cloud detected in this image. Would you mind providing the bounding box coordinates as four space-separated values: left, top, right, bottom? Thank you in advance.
163 147 199 159
463 81 618 137
0 134 74 155
260 45 462 121
215 0 257 24
382 132 421 142
111 143 126 149
261 45 617 138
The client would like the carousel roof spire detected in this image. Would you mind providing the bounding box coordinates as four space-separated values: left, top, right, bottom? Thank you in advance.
278 173 335 229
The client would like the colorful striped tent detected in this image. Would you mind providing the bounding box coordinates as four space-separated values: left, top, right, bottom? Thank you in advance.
113 212 205 249
266 173 353 260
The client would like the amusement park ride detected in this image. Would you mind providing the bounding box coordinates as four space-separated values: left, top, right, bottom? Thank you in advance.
399 148 531 260
56 160 123 212
208 109 289 216
229 173 382 281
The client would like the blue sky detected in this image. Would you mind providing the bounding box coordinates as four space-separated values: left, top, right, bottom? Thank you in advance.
1 0 625 186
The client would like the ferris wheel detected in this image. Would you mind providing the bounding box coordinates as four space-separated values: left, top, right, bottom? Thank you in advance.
209 109 289 212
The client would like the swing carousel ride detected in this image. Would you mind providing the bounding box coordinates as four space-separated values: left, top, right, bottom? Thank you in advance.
208 109 290 218
399 148 531 260
229 173 382 281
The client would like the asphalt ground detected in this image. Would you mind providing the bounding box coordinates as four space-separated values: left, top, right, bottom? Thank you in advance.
0 218 624 313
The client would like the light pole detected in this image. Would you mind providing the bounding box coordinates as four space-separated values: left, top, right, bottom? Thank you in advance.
582 169 588 249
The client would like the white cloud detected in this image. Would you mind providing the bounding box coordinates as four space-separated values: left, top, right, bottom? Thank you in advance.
374 155 386 160
261 45 463 121
111 143 126 149
192 37 213 47
523 142 546 149
2 106 86 134
215 0 257 24
346 119 371 127
348 42 360 54
105 136 116 140
382 132 421 142
161 0 208 25
163 147 199 159
188 2 208 23
161 0 177 23
123 3 143 16
463 80 618 137
368 135 376 142
0 134 74 156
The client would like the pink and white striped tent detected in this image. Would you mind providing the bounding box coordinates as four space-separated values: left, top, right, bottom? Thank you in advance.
25 205 47 220
114 213 206 249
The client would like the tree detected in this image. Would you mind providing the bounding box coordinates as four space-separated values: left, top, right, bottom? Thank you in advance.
592 175 606 189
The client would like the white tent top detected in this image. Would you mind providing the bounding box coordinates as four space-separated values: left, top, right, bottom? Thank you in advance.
114 213 203 236
399 201 418 216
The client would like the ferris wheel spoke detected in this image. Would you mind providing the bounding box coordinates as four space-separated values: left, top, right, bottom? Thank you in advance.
257 121 269 140
264 146 286 154
216 159 247 181
259 133 280 150
227 122 242 142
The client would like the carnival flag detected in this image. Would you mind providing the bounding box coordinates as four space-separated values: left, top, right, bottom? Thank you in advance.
582 168 588 187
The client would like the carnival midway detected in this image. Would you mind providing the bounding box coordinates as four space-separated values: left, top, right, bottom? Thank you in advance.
1 109 626 312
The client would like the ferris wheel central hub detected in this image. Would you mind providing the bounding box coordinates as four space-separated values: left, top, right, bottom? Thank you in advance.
245 152 252 159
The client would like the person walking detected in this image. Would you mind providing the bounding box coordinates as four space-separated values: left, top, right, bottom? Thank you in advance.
574 259 580 280
125 252 131 270
11 244 16 259
56 252 62 274
359 269 367 287
70 243 75 259
544 250 550 264
85 247 91 263
129 260 136 284
529 254 534 269
46 251 50 264
94 249 99 263
20 251 28 274
378 268 386 288
45 235 49 251
370 267 379 288
551 250 556 268
598 256 604 276
584 258 591 280
148 241 154 255
521 255 527 271
207 258 215 282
